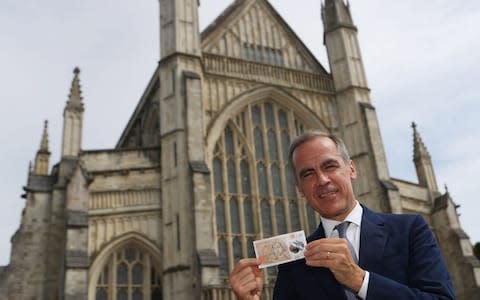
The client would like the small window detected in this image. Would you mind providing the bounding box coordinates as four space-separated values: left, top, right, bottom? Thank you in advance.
94 242 161 300
243 43 284 66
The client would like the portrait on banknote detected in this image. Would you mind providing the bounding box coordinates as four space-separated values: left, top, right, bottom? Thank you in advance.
253 230 307 268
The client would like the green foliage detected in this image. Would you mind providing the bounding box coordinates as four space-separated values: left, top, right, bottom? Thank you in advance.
474 242 480 260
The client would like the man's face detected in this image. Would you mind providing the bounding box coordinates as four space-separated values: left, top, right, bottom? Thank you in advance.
292 136 357 221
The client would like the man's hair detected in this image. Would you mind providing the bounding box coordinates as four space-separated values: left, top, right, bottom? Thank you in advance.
288 130 351 177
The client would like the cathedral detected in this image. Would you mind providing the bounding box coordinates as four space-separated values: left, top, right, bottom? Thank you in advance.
1 0 479 299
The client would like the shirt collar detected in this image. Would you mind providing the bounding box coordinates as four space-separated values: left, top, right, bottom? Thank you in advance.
320 200 363 238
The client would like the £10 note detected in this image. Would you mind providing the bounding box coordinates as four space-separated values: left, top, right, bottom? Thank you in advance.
253 230 306 268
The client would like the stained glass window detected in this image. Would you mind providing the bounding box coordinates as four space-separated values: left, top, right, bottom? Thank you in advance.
257 163 268 196
230 197 241 234
290 201 301 231
94 242 161 300
213 158 223 193
286 165 297 198
132 263 143 285
151 267 159 285
117 264 128 284
281 131 290 160
227 160 237 193
240 160 251 194
261 199 272 236
278 110 288 128
125 248 136 263
212 101 315 281
268 130 278 160
265 103 274 127
225 127 234 156
233 237 242 263
275 200 287 234
244 198 254 234
218 238 228 277
247 237 256 258
96 288 107 300
254 128 265 158
216 196 226 233
252 106 261 125
271 164 282 197
132 289 143 300
117 288 128 300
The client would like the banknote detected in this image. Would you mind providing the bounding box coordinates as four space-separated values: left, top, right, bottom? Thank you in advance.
253 230 306 268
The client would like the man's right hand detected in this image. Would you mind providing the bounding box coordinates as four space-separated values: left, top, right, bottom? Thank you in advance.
229 258 263 300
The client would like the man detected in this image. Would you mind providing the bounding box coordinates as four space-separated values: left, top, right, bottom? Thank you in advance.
229 131 455 299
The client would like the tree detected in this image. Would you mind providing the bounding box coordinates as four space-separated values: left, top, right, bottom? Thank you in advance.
474 242 480 260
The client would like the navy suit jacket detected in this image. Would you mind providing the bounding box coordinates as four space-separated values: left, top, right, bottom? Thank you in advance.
273 206 455 299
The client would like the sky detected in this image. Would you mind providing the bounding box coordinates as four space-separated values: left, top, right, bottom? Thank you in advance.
0 0 479 265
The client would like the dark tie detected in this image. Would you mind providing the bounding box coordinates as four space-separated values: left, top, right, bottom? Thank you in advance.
335 221 359 300
335 221 358 262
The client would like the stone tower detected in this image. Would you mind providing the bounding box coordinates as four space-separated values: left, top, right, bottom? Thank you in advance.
322 0 401 213
158 0 212 298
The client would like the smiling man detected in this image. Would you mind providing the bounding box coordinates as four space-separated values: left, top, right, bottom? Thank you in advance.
229 131 455 300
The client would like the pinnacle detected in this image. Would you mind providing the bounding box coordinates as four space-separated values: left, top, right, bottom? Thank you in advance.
412 122 430 161
66 66 84 111
69 68 83 101
39 120 49 152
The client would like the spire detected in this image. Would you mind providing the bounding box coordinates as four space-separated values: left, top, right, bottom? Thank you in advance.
39 120 49 153
34 120 51 175
62 67 85 157
411 122 438 193
412 122 431 162
66 67 84 112
322 0 356 33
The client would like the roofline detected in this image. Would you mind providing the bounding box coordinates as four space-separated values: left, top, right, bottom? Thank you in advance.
201 0 330 76
115 65 160 148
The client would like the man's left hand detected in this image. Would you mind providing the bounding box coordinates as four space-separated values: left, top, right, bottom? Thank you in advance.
304 238 365 292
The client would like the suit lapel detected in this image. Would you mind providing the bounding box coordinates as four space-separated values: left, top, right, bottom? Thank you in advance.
358 206 388 270
307 222 326 242
305 207 389 298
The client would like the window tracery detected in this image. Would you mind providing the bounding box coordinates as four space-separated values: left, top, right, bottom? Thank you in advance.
94 243 161 300
213 100 319 282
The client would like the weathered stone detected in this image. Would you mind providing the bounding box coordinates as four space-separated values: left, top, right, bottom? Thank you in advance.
1 1 478 300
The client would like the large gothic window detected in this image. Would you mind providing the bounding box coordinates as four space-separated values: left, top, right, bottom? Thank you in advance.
212 101 319 282
95 243 162 300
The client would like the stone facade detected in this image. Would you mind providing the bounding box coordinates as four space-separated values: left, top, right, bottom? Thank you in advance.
1 0 479 299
